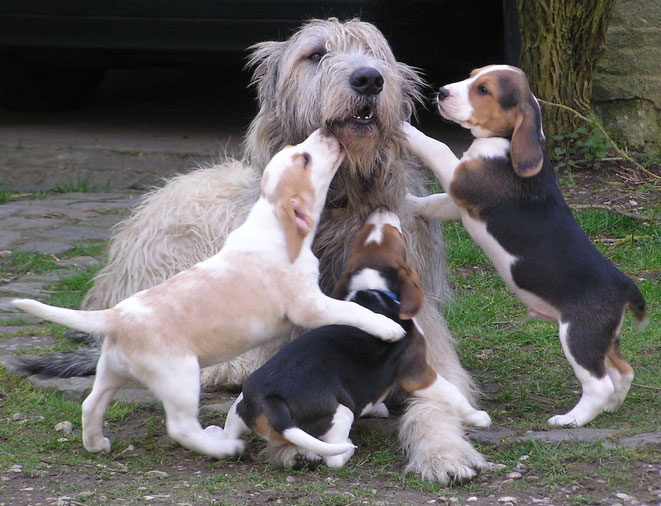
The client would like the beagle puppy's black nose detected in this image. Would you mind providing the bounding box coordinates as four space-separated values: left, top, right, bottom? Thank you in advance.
350 67 384 96
437 87 450 101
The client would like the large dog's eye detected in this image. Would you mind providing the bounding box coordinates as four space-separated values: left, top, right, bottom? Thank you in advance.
477 84 490 96
308 51 325 63
302 153 310 167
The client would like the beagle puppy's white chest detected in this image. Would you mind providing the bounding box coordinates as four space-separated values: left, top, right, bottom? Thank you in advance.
404 65 646 428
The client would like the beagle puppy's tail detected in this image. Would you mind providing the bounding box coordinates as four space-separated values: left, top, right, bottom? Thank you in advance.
263 397 355 457
627 285 648 332
12 299 110 337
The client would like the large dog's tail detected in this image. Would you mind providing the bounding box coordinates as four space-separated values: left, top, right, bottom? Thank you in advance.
262 397 355 457
627 284 648 332
12 299 110 337
13 348 100 377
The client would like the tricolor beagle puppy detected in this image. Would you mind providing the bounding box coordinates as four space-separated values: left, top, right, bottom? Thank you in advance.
12 129 407 459
220 207 491 469
402 65 647 427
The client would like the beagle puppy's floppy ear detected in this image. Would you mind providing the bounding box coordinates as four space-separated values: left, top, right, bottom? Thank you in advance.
397 266 423 319
276 196 314 262
331 270 352 301
510 101 544 178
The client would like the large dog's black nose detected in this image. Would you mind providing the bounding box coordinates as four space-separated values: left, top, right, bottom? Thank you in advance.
350 67 384 96
438 87 450 101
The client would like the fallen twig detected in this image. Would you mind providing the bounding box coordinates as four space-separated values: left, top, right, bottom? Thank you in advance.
569 203 652 222
632 383 661 391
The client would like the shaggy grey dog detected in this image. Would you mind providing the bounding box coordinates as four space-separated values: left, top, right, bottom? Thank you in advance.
19 18 487 483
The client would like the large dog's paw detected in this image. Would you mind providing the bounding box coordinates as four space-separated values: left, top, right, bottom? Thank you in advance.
400 397 487 485
405 437 488 485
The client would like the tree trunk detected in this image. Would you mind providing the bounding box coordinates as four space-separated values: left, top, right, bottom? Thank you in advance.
515 0 616 141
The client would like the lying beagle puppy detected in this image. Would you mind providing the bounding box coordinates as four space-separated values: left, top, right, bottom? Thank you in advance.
220 207 491 469
12 129 407 459
402 65 647 427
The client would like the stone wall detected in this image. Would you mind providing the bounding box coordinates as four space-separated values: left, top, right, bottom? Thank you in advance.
592 0 661 156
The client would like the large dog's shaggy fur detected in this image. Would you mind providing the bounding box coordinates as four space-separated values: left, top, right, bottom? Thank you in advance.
23 18 486 482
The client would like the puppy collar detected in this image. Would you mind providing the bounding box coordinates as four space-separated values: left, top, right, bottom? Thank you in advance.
375 289 400 304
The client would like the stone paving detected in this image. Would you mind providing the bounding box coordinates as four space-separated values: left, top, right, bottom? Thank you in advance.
1 191 659 451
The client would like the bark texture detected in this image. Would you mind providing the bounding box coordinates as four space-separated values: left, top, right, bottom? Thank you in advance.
516 0 617 140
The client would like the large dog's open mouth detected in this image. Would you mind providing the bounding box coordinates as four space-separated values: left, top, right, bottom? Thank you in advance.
326 104 378 134
350 105 375 125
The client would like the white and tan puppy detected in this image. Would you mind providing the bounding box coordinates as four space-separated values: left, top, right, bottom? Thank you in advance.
12 129 406 459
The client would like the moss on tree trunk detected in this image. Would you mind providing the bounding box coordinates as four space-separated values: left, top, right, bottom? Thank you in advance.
516 0 616 140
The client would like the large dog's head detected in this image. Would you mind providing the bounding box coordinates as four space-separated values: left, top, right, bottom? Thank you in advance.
245 18 424 180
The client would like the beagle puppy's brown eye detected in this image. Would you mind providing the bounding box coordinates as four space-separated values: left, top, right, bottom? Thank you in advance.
302 153 310 166
477 84 490 96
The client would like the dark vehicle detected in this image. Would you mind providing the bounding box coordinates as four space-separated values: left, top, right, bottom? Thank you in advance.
0 1 510 111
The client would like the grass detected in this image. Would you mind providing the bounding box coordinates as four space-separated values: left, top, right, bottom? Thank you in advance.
0 199 659 503
0 177 100 205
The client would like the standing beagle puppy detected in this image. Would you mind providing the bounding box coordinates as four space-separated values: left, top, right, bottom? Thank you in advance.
12 129 406 459
402 65 647 427
221 208 490 469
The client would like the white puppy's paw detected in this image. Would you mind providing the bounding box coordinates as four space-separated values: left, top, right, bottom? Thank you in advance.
548 413 580 427
369 315 405 341
463 410 492 429
85 437 112 454
203 425 224 437
210 438 245 459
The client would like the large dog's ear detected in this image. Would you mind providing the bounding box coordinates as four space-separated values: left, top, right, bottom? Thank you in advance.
397 62 426 120
510 101 544 178
397 266 423 319
246 41 286 105
276 196 313 263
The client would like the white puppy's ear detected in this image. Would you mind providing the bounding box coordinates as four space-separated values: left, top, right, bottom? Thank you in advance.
276 196 313 262
511 102 544 178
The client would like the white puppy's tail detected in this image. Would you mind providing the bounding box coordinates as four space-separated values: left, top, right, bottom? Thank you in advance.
281 427 355 457
12 299 110 336
262 396 355 457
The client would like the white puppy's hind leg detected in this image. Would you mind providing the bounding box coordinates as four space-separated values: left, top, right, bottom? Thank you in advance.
406 193 462 221
82 353 127 453
147 356 244 459
322 404 355 468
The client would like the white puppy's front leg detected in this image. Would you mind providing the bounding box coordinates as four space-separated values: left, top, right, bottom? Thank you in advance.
288 291 405 342
401 122 460 191
406 193 462 221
